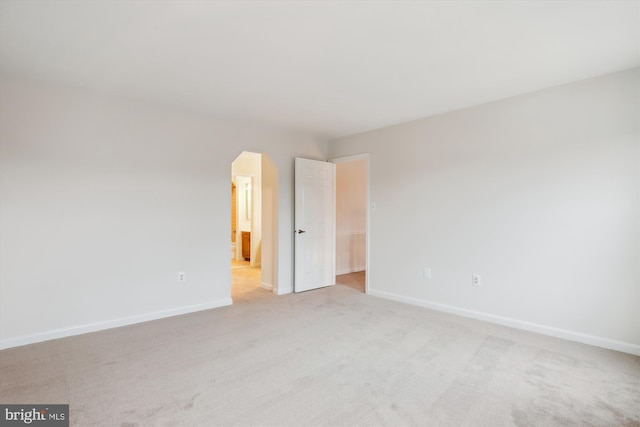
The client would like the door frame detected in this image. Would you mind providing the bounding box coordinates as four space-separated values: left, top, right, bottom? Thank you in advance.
331 153 370 294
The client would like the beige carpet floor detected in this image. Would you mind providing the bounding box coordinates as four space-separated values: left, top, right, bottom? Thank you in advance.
1 276 639 426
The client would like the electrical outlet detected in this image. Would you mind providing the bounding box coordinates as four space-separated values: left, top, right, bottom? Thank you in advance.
178 272 186 282
472 274 481 287
423 267 432 279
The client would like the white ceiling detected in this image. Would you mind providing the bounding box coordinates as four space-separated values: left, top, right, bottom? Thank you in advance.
1 0 638 139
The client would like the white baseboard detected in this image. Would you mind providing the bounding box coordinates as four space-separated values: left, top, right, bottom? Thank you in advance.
273 287 292 295
260 282 274 291
368 289 640 356
0 298 233 350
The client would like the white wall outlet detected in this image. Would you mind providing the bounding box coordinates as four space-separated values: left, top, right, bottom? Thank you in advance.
472 274 481 287
178 272 186 282
423 267 432 279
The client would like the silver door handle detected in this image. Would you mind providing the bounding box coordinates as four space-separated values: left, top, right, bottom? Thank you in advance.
296 229 306 234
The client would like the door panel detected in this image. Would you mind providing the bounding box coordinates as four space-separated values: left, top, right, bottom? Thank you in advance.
295 158 335 292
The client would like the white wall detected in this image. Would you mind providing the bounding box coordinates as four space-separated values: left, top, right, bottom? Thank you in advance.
335 159 367 274
0 74 328 348
329 68 640 354
261 154 279 291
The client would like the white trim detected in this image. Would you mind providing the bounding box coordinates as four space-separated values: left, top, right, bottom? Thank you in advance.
331 162 336 285
365 155 370 295
273 286 292 295
260 282 274 291
368 289 640 356
0 299 232 350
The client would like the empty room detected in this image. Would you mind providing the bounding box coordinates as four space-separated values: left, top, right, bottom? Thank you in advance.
0 1 638 426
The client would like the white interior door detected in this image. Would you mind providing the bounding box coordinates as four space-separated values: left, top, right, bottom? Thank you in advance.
294 158 335 292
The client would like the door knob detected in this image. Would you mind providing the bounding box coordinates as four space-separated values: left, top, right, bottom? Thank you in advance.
296 229 306 234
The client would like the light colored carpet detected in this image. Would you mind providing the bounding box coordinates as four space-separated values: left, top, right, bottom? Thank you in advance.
1 282 639 426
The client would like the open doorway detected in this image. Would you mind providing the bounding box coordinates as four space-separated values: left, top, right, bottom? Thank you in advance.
231 151 279 302
333 154 369 293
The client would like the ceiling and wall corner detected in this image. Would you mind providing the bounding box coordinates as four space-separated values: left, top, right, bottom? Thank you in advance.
0 0 637 139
